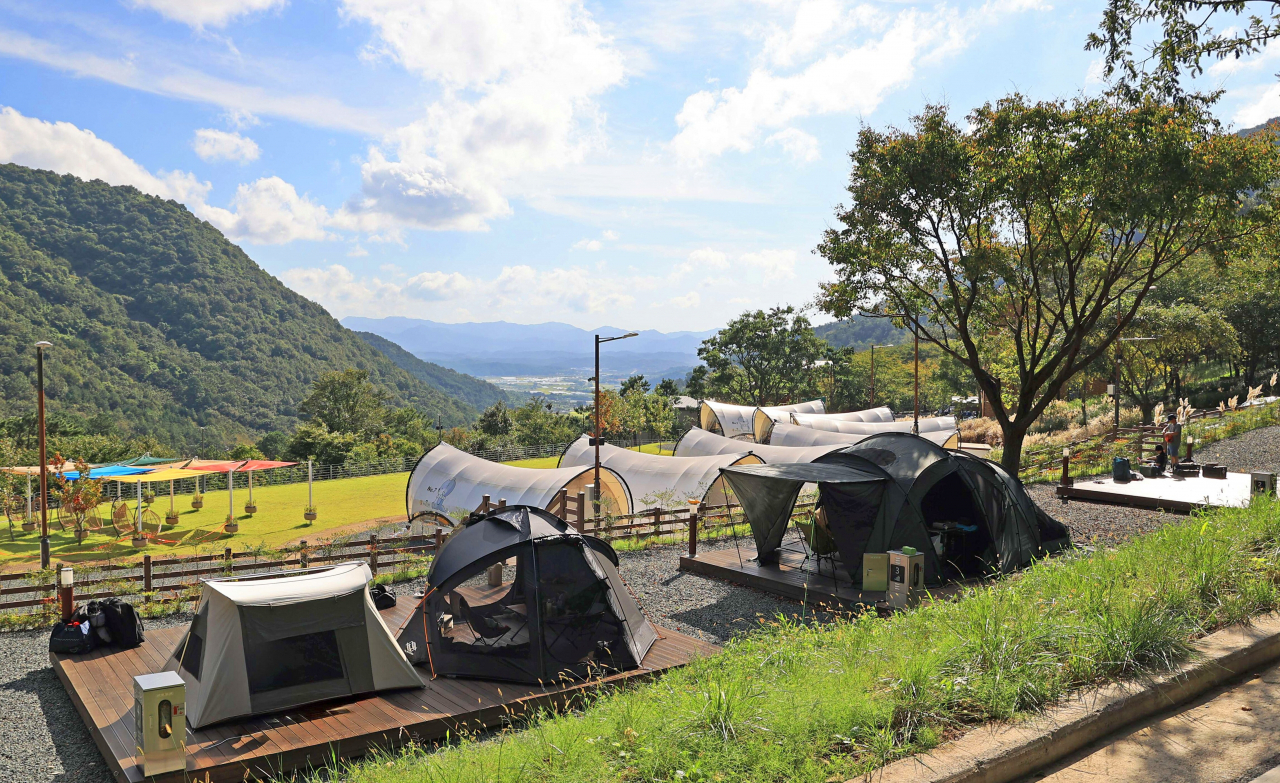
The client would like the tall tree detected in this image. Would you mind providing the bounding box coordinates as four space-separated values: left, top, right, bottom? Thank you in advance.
817 96 1280 471
698 306 826 406
1117 304 1239 421
298 369 390 437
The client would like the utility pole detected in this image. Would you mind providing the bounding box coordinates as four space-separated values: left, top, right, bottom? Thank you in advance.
868 344 889 408
35 340 52 569
913 326 920 435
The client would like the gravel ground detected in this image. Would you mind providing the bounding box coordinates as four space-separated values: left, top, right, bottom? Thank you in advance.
4 427 1274 782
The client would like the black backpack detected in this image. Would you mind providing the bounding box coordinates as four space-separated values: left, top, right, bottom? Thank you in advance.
49 620 96 655
370 584 397 610
99 598 145 649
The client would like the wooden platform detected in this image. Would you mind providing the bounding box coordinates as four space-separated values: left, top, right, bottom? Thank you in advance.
1055 471 1254 513
680 545 972 609
51 597 717 783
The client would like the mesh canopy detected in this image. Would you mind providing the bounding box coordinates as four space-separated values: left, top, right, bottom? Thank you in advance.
406 443 632 523
559 435 760 509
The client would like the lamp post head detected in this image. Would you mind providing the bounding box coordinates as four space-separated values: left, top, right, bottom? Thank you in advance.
35 341 52 349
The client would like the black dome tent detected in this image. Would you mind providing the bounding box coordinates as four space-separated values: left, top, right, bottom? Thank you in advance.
720 432 1069 585
396 506 658 683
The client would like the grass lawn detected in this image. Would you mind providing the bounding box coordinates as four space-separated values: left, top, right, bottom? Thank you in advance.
0 471 409 568
320 496 1280 783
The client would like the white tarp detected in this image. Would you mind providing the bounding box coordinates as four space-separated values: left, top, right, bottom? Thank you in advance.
701 399 825 441
407 443 632 522
791 412 958 435
754 404 890 441
559 435 761 509
674 427 844 464
769 422 959 449
165 562 421 728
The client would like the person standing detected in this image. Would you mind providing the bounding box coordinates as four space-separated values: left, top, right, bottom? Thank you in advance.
1163 413 1182 468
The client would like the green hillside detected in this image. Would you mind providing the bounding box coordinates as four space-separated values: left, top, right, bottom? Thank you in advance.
0 164 476 449
814 315 908 351
355 330 508 411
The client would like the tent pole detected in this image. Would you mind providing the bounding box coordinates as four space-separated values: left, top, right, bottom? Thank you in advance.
170 480 174 514
26 474 31 525
135 479 142 529
248 471 253 505
307 459 313 507
228 467 235 523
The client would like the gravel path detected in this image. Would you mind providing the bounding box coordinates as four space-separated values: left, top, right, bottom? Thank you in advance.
3 427 1274 782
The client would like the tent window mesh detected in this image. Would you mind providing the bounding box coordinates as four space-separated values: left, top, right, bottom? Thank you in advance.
246 630 345 694
442 555 533 657
537 542 619 665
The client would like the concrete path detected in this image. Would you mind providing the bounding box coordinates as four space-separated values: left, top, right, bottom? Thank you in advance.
1019 659 1280 783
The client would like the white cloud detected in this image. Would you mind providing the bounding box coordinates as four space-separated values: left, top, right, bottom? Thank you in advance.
281 264 412 318
335 0 628 231
601 229 619 241
739 249 796 280
572 238 604 251
127 0 288 28
667 291 701 308
0 106 210 204
688 247 730 269
200 177 332 244
765 127 820 162
404 270 473 300
670 0 1039 163
192 128 261 163
348 244 369 257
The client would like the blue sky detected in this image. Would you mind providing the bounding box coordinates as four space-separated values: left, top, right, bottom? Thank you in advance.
1 0 1278 333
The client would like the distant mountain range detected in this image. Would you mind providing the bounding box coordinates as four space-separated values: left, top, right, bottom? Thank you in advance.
343 316 716 380
354 331 508 410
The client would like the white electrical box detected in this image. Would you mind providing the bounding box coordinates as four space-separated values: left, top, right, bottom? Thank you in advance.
1253 472 1277 497
134 671 186 777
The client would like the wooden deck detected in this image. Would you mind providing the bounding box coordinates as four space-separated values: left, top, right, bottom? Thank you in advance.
51 596 717 783
1055 471 1254 513
680 545 973 609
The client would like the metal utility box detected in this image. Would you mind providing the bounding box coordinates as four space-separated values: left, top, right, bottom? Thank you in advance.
886 548 925 610
133 671 186 777
862 553 888 591
1253 472 1277 497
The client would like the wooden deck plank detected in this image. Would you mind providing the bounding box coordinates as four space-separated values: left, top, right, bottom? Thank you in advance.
50 604 715 783
1055 471 1253 512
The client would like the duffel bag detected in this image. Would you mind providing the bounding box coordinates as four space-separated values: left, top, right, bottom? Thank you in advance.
99 597 145 649
49 621 96 655
370 584 397 610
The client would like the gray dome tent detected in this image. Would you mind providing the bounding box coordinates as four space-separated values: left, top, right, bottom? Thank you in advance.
720 432 1069 585
396 506 658 684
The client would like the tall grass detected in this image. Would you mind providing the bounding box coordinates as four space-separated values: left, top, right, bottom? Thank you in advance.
319 497 1280 783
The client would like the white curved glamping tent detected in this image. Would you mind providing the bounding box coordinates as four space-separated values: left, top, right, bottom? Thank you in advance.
406 443 632 524
701 399 824 441
750 400 830 442
791 412 958 436
769 421 960 449
754 405 893 442
558 435 762 510
674 427 844 464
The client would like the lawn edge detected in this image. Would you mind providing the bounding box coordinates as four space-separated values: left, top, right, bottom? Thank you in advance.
869 610 1280 783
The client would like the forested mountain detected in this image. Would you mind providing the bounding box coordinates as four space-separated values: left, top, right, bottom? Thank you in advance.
354 331 508 411
0 164 476 449
814 315 908 351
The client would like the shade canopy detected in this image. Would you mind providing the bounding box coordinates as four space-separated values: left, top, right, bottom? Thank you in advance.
185 460 248 473
57 465 152 480
674 427 844 464
121 455 180 466
699 399 825 441
406 442 633 524
3 462 83 475
128 468 218 482
558 434 761 509
396 506 657 684
165 562 422 728
723 433 1071 584
750 400 832 442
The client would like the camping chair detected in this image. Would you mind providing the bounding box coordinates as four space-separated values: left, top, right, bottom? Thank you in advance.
794 509 839 578
458 596 528 649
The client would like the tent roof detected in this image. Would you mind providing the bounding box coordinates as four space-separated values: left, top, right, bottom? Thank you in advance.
791 413 957 434
559 434 756 508
723 462 888 484
428 506 582 590
186 459 248 473
127 468 216 482
205 561 371 604
121 455 180 466
674 427 842 464
838 431 954 490
770 422 958 449
235 460 297 471
59 465 152 480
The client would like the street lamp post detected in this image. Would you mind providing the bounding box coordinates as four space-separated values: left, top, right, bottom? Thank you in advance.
35 340 52 569
860 312 920 433
593 332 638 515
868 344 890 408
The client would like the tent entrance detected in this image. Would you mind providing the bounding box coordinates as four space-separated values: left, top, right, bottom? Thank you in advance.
918 471 993 579
441 547 535 663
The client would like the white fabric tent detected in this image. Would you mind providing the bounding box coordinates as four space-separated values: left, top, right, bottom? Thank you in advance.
749 400 830 442
769 422 960 449
791 412 958 435
700 399 825 441
753 405 892 442
674 427 844 464
165 562 421 729
558 434 762 509
406 443 632 524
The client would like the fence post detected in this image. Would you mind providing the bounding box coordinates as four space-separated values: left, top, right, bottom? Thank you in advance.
224 547 233 574
498 498 506 509
369 533 379 574
482 494 491 513
576 491 587 533
557 488 568 518
688 507 699 557
651 507 661 541
143 554 152 593
300 540 309 569
434 526 443 555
